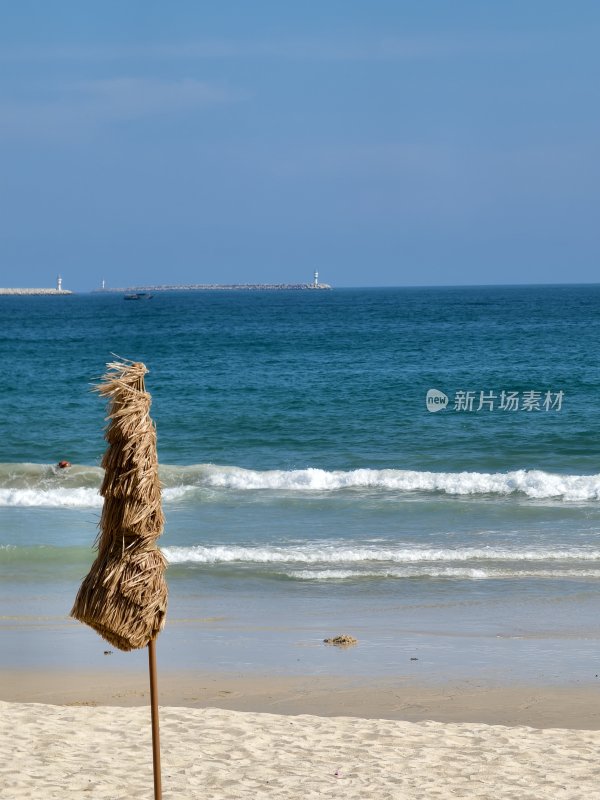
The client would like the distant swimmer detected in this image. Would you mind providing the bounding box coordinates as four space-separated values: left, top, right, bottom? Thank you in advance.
57 460 71 469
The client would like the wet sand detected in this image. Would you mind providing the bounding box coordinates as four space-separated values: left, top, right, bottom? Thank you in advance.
3 668 600 729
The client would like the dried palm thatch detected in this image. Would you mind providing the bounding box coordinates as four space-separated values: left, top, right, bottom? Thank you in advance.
71 360 168 651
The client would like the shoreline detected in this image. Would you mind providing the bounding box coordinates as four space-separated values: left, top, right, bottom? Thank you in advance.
3 668 600 729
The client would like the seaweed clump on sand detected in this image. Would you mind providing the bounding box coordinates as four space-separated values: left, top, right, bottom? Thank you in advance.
323 634 358 647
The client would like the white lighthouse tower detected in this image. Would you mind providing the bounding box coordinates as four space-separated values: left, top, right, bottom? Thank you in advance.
313 270 319 288
56 275 63 292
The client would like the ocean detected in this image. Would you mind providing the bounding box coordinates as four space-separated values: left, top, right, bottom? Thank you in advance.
1 286 600 684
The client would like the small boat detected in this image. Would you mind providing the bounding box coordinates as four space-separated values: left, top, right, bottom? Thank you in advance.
124 293 153 301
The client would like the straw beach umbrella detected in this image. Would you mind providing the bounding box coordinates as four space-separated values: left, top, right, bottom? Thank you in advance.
71 359 168 799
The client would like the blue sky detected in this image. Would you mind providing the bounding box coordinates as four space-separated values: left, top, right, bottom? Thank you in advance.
0 1 598 290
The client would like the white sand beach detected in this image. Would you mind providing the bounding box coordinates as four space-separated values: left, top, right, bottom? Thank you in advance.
2 699 600 799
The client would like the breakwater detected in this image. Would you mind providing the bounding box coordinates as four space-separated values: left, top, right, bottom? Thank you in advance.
0 288 72 295
94 283 332 292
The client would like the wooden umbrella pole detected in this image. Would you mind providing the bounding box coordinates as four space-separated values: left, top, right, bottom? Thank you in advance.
148 639 162 800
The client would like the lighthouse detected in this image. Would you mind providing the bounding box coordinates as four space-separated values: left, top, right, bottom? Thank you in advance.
56 275 63 292
313 271 319 288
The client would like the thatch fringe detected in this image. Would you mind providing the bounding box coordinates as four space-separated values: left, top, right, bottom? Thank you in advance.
71 360 168 651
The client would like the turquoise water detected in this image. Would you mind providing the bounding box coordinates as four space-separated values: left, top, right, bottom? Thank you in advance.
1 287 600 682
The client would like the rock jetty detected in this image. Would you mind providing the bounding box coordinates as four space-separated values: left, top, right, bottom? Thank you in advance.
94 283 331 293
0 288 72 295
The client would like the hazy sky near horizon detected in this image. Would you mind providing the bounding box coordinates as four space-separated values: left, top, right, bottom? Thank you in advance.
0 2 599 291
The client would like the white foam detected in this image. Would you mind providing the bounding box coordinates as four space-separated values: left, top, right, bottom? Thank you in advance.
162 486 196 502
0 488 103 508
2 462 600 504
161 544 600 565
288 567 600 580
200 465 600 501
0 484 194 508
290 568 490 580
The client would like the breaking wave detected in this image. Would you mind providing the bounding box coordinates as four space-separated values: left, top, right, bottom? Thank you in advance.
195 466 600 500
161 544 600 582
162 544 600 565
0 462 599 506
286 568 600 581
